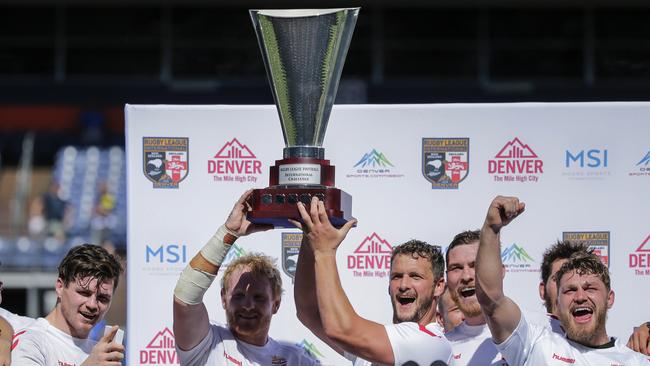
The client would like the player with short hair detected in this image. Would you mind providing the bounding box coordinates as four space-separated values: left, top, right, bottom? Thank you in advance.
11 244 124 366
294 197 453 366
538 240 591 315
475 195 649 365
173 190 319 366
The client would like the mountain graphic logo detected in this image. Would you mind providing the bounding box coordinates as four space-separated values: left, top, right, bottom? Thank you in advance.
354 149 394 168
495 138 539 159
636 151 650 166
353 233 393 254
221 244 246 269
146 327 176 349
214 138 256 159
297 339 325 358
501 244 535 263
636 235 650 252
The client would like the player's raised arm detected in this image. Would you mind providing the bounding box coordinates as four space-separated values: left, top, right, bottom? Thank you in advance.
475 195 525 344
173 189 271 350
296 198 399 364
293 224 346 356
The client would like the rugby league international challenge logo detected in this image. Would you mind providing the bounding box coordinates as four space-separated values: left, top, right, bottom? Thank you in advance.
347 232 393 278
143 137 189 189
207 138 262 183
139 327 179 364
629 234 650 276
422 138 469 189
281 232 302 282
562 231 610 267
488 137 543 183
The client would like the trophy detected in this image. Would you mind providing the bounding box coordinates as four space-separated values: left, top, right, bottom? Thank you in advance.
248 8 359 228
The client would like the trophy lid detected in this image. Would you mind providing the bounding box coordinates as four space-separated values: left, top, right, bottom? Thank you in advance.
250 8 359 159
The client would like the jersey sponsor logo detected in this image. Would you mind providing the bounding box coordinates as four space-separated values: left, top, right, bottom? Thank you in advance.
346 148 405 179
563 148 610 180
422 138 469 189
488 137 543 183
143 137 189 189
629 234 650 276
224 350 243 366
347 232 393 278
57 361 76 366
562 231 610 267
629 150 650 177
501 243 540 273
208 138 262 183
281 232 302 281
552 352 576 363
139 327 179 364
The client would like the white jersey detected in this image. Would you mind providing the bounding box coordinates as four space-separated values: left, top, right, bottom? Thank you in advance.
0 307 35 332
177 322 320 366
345 322 454 366
11 317 97 366
446 311 563 366
447 322 507 366
496 314 650 366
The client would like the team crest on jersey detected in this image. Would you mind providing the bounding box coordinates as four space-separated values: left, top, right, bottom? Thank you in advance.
422 138 469 189
143 137 189 189
281 232 302 281
562 231 610 267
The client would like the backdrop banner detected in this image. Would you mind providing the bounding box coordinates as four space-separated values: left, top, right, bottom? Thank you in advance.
126 103 650 365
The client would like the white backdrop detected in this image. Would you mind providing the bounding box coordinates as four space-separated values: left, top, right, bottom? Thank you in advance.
126 103 650 365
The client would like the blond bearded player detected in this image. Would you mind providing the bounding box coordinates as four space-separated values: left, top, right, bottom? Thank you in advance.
293 197 453 366
475 195 649 365
173 190 319 366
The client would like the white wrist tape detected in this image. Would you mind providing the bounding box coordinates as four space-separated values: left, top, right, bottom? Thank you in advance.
200 225 237 266
173 225 237 305
174 266 216 305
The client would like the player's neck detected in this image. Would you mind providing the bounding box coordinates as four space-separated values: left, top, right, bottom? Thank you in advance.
45 307 68 335
464 314 486 326
232 328 269 347
570 329 610 348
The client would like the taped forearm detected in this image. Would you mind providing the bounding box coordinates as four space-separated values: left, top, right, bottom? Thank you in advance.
174 225 238 305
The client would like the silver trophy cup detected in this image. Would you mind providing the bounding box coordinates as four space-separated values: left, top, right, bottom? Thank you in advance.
248 8 359 227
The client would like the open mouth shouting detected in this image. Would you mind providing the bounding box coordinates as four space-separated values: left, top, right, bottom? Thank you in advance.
396 293 416 309
571 306 594 324
459 286 476 299
79 311 98 323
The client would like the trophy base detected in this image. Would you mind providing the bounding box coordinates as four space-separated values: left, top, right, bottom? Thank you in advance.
247 187 353 228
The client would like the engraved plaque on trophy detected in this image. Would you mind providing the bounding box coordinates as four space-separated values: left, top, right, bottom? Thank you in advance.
248 8 359 228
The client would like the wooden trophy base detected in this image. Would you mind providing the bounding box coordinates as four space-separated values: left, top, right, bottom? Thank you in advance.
247 157 354 228
247 186 353 228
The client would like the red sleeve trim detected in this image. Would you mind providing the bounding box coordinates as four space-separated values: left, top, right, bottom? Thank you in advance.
11 330 26 350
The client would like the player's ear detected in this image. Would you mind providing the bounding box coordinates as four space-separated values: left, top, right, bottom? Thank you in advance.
606 290 614 309
221 288 227 310
272 297 281 314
